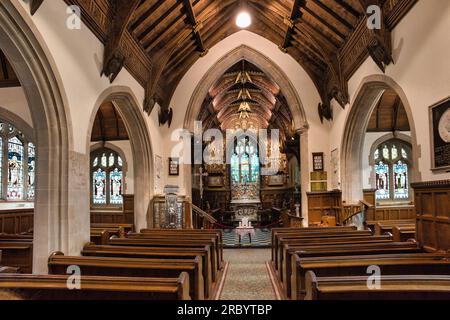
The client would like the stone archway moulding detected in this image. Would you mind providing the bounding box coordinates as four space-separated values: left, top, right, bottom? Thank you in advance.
183 44 311 224
340 74 421 203
183 45 309 132
0 0 74 273
87 86 154 231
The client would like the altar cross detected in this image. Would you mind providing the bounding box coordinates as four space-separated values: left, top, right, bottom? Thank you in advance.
195 166 209 201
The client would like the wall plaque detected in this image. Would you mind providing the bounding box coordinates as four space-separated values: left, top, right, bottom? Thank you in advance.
168 157 180 176
312 152 324 171
430 97 450 171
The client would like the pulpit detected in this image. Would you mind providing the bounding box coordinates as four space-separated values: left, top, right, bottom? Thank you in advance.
151 189 192 229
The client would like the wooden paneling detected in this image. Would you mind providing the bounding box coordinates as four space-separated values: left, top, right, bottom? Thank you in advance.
0 209 34 234
412 180 450 253
307 191 342 225
91 195 134 224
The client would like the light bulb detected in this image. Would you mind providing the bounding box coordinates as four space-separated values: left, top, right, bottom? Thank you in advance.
236 11 252 28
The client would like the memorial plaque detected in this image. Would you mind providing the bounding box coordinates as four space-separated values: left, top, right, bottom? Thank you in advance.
430 97 450 171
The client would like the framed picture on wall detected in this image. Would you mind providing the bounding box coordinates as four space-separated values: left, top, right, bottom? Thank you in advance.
429 97 450 171
168 157 180 176
312 152 324 172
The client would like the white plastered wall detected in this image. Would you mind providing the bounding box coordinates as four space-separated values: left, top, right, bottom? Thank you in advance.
331 0 450 188
0 87 32 126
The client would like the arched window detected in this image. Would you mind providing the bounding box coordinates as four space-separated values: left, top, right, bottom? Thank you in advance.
91 148 124 206
373 139 411 202
0 121 35 201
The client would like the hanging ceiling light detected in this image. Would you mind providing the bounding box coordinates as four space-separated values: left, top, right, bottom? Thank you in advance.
236 11 251 28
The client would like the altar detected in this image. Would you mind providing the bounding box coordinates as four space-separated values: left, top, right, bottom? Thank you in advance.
230 199 261 222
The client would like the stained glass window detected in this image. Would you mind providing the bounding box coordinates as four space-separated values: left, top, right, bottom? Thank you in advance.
93 168 106 204
27 143 36 201
375 161 390 200
91 148 124 206
382 145 389 159
231 154 240 184
7 137 24 200
373 139 411 202
393 161 409 199
0 121 34 202
110 168 123 205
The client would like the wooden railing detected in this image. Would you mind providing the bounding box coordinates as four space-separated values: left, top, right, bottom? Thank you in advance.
192 204 217 230
340 200 370 227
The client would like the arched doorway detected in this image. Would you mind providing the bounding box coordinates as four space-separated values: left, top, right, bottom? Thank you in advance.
0 2 72 273
87 87 153 231
341 75 421 204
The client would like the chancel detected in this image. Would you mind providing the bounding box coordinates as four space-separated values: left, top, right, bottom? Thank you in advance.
0 0 449 304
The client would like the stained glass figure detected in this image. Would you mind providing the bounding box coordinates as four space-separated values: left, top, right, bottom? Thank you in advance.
110 168 123 205
374 149 379 160
27 143 36 201
393 161 409 199
109 153 115 167
231 153 240 184
93 168 106 204
93 157 98 167
101 153 107 167
7 137 24 200
402 148 408 159
375 161 390 200
382 145 389 160
391 145 398 159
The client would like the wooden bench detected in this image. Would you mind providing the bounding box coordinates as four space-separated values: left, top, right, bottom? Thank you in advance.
91 223 134 233
291 253 450 300
0 273 190 300
48 252 205 300
90 229 123 245
305 272 450 300
0 242 33 273
82 244 213 298
274 232 390 272
281 241 421 298
375 222 416 236
272 229 372 266
117 234 222 274
131 231 223 268
392 226 416 242
364 219 414 234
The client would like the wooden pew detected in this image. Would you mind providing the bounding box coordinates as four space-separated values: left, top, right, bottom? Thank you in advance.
364 219 414 234
305 272 450 300
0 273 191 300
375 222 415 236
108 237 219 283
291 253 450 300
90 229 123 245
48 252 205 300
274 231 387 271
82 244 213 298
277 235 393 286
140 229 223 259
271 226 357 261
132 230 223 267
392 226 416 242
282 241 421 299
123 233 222 273
0 242 33 273
91 223 134 233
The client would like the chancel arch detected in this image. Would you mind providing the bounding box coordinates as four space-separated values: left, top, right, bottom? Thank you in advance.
341 75 421 204
87 87 153 231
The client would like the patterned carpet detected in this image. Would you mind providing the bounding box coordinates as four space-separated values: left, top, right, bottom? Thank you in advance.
222 228 271 248
220 249 276 300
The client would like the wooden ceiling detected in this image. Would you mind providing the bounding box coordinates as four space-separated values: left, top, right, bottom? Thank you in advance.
0 50 20 88
198 60 294 140
91 102 129 142
30 0 416 125
367 89 410 132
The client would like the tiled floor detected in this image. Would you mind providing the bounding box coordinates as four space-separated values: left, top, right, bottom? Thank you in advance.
220 249 276 300
222 228 271 248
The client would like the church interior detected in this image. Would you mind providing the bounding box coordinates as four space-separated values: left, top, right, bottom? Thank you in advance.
0 0 449 303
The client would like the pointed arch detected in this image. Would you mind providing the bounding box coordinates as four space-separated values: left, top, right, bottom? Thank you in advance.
341 74 421 203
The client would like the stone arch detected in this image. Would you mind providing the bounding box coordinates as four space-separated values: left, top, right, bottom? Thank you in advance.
0 1 73 272
184 45 309 132
87 86 153 231
341 74 421 203
183 45 310 222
